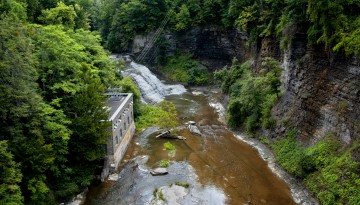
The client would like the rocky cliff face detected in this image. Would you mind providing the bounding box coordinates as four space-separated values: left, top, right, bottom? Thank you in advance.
131 28 360 144
174 27 248 69
131 27 248 69
274 34 360 145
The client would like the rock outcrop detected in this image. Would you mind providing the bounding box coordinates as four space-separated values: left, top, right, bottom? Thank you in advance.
274 34 360 145
150 168 168 176
131 27 248 70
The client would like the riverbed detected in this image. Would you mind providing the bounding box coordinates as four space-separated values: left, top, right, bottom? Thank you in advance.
83 87 317 205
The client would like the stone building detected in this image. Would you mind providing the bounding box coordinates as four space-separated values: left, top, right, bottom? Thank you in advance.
101 92 135 181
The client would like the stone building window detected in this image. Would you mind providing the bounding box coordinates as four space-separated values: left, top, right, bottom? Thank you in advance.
115 135 119 145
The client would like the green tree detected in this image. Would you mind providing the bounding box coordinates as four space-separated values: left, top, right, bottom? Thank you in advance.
0 0 27 20
218 58 282 130
0 16 71 204
158 101 178 130
24 0 59 22
120 77 142 116
38 1 77 29
135 101 179 131
105 0 167 51
0 141 23 205
307 0 360 54
30 24 120 200
175 4 191 31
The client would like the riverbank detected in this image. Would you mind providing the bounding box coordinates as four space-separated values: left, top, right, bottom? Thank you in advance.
204 86 318 205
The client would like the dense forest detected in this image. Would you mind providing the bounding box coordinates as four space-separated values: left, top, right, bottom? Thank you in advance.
1 0 360 204
0 0 123 204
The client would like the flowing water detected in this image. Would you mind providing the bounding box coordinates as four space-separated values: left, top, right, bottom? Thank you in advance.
120 55 186 103
83 58 316 205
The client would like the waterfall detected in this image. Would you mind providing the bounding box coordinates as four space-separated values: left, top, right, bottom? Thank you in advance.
115 55 186 103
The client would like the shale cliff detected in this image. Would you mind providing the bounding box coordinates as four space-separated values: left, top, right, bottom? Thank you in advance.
274 35 360 145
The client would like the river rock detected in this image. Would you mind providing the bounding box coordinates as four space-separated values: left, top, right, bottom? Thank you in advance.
188 121 196 125
177 136 186 140
151 185 188 205
66 188 88 205
108 173 119 181
150 168 168 176
188 125 202 136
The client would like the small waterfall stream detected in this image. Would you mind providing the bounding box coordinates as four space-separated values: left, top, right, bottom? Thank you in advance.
113 55 186 103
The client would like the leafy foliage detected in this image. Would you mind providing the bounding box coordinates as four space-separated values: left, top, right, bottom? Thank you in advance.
161 53 210 85
273 131 360 205
135 101 179 131
96 0 360 57
216 58 282 131
160 160 170 168
272 130 312 178
0 141 23 205
175 181 190 188
120 77 142 117
102 0 167 51
0 1 121 203
163 141 176 150
38 1 77 29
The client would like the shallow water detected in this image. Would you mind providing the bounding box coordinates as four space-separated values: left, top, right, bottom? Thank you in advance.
84 88 297 205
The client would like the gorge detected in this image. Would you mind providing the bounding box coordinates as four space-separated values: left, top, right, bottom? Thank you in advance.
84 57 317 205
87 25 360 205
1 1 359 204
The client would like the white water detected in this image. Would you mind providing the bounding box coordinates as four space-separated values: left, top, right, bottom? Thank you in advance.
123 61 186 103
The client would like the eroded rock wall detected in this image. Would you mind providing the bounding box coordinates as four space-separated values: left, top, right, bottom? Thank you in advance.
131 27 248 69
274 34 360 145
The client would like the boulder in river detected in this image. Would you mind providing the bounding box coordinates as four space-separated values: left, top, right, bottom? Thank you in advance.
188 121 196 125
151 185 188 205
188 125 202 136
150 168 168 176
108 173 119 181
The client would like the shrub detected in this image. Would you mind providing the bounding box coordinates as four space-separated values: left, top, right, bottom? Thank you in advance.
175 182 189 188
161 53 210 85
163 142 175 150
272 129 309 178
222 58 282 131
160 160 170 168
135 101 178 132
304 138 360 205
272 132 360 205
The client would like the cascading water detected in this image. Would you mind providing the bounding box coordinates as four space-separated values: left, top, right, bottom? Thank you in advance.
112 54 186 103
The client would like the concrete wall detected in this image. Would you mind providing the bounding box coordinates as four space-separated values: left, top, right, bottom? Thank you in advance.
101 93 135 181
113 122 135 168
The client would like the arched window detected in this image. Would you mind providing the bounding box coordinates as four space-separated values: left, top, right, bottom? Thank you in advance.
115 135 119 144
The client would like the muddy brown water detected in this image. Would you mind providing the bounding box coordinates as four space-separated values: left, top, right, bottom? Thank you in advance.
84 88 296 205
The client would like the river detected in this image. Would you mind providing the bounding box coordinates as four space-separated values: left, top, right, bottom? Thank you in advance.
83 57 316 205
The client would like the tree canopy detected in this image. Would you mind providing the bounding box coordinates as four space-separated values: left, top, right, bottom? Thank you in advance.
95 0 360 56
0 1 122 204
